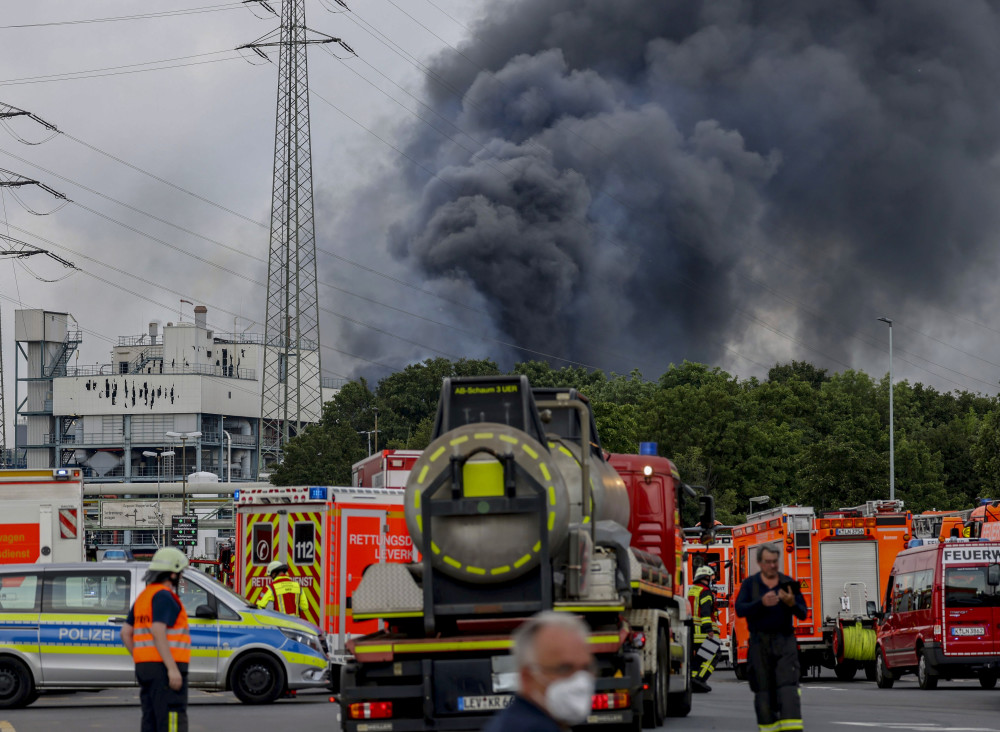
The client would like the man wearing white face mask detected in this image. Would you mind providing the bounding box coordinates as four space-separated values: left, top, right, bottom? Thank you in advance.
483 611 596 731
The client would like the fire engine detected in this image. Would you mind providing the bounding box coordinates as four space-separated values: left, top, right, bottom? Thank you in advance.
339 377 712 730
730 500 911 680
913 500 1000 542
234 484 414 666
352 449 422 488
684 527 733 659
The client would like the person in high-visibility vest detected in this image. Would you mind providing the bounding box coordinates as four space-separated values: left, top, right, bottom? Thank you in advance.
687 565 720 693
256 561 308 617
121 547 192 732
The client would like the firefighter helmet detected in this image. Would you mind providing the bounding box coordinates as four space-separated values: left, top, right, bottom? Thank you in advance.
149 547 189 574
694 566 715 582
267 560 288 575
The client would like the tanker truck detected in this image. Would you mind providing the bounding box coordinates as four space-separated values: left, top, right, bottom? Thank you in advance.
339 376 712 730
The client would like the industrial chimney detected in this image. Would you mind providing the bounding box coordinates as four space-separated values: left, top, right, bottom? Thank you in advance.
194 306 207 330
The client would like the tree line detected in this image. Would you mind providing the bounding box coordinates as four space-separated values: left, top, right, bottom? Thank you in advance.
272 358 1000 524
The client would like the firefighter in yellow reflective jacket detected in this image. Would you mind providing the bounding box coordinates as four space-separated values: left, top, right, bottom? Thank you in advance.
256 561 308 618
687 565 720 693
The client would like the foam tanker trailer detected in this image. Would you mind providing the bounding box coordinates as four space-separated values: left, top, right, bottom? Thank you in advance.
339 376 714 731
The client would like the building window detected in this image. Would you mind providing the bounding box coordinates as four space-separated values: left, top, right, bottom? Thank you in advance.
119 361 129 374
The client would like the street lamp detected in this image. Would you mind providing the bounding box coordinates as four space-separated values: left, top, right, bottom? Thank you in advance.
223 430 232 483
749 495 770 516
166 431 202 515
878 317 895 501
142 449 175 546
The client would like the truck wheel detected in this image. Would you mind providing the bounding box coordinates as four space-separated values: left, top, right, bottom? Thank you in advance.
665 652 692 720
864 662 877 681
642 630 668 728
0 657 37 709
230 652 287 704
875 648 894 689
834 660 857 681
917 649 938 690
978 670 998 689
734 662 747 681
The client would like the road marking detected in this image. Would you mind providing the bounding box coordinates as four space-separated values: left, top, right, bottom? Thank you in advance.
802 685 848 691
0 722 16 732
836 724 1000 732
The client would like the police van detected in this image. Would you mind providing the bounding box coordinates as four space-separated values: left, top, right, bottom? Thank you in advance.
0 562 330 708
873 540 1000 690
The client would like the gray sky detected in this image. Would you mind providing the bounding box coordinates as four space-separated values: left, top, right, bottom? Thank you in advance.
4 1 1000 445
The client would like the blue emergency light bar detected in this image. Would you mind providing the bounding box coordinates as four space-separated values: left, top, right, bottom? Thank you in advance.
639 442 657 456
309 486 328 500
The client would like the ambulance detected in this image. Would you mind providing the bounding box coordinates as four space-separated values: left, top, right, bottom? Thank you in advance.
234 485 414 666
874 540 1000 690
730 500 911 680
0 468 84 564
684 528 733 659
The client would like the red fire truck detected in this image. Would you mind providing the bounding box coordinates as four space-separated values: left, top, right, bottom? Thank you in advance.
234 485 414 664
730 501 912 680
684 528 733 659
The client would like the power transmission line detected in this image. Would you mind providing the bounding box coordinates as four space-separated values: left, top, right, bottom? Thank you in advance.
0 3 245 29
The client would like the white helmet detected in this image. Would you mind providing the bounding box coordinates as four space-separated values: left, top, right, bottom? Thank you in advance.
149 547 189 574
267 560 288 575
694 566 715 582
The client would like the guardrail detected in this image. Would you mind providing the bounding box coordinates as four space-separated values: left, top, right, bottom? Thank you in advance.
67 364 256 380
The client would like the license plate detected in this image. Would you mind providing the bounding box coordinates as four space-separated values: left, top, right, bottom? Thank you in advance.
458 695 513 711
835 528 865 536
951 626 986 636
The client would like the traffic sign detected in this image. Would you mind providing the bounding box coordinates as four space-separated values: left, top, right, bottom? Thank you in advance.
171 514 199 547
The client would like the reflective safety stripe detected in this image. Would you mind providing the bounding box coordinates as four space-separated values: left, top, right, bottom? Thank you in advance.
131 584 191 665
169 710 179 732
758 723 781 732
774 721 803 731
259 575 306 618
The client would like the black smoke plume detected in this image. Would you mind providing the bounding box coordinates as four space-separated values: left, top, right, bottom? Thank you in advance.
363 1 1000 378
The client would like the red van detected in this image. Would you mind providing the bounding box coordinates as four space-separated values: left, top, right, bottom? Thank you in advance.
873 540 1000 689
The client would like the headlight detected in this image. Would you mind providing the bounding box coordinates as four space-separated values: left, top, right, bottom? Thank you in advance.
280 627 324 655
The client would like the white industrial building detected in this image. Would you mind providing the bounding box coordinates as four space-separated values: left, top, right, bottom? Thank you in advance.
13 306 340 483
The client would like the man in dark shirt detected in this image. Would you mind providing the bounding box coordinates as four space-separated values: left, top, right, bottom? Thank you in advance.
483 612 596 732
121 547 191 732
735 545 808 732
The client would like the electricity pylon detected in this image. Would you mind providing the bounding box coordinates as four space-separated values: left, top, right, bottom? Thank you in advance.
240 1 351 467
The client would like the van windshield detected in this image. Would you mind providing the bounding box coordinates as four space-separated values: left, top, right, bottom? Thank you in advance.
945 567 990 607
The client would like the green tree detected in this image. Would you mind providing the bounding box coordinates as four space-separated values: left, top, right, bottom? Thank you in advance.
972 406 1000 496
270 420 365 486
767 361 829 389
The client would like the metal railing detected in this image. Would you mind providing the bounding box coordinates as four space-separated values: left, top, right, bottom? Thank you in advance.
48 432 125 445
129 345 163 374
67 364 256 380
321 377 347 389
120 332 266 346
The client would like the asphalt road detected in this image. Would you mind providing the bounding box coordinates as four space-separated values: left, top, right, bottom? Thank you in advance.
1 672 999 732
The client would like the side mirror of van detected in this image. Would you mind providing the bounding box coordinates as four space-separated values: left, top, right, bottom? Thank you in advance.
866 600 880 620
988 565 1000 587
195 604 217 619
